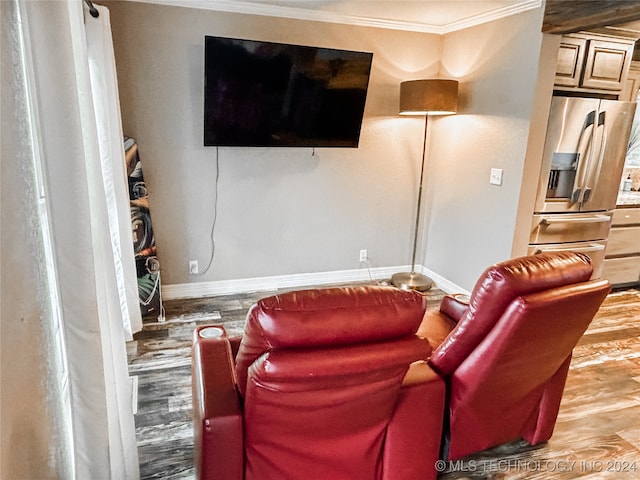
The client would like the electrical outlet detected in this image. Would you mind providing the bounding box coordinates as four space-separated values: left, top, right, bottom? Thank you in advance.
359 249 368 262
188 260 199 275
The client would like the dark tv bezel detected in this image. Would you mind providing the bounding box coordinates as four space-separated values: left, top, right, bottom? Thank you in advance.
203 35 373 148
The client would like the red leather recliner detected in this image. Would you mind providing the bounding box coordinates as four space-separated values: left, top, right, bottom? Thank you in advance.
417 252 610 460
192 286 446 480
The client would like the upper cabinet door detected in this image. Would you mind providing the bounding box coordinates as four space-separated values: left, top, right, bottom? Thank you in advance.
581 39 634 91
555 36 587 88
554 33 636 94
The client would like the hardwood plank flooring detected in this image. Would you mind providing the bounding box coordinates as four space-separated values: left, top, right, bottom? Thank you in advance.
127 285 640 479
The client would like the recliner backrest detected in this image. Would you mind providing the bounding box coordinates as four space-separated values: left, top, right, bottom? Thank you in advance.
235 285 427 396
442 277 610 459
233 286 430 480
429 252 594 376
243 337 429 480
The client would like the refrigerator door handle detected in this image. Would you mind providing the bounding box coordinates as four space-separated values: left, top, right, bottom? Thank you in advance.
582 111 607 207
540 214 610 225
571 187 582 203
572 109 597 204
532 243 606 255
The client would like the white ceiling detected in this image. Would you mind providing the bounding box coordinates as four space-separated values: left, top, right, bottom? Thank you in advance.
136 0 543 33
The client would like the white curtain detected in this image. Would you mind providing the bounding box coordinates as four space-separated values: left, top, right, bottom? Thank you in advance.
85 3 142 339
1 0 140 478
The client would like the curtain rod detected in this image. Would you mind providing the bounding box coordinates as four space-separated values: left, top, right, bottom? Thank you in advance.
85 0 99 18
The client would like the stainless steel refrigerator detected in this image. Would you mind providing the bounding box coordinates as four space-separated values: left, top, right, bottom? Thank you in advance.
528 96 636 276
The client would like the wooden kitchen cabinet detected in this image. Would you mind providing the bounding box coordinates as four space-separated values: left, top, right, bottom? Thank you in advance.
602 207 640 286
621 62 640 102
602 256 640 285
555 35 587 88
555 33 635 93
606 225 640 256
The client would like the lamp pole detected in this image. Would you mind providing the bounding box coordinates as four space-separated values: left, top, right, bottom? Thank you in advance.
410 114 429 277
391 114 433 291
390 78 458 291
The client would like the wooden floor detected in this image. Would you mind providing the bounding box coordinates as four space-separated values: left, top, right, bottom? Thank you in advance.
127 285 640 479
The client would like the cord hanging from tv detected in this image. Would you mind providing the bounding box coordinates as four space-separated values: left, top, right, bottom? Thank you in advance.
203 35 373 148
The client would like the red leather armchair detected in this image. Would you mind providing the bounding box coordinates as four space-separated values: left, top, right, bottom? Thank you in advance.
192 286 445 480
418 252 610 460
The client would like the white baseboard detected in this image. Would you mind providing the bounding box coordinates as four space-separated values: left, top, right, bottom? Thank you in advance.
162 265 469 300
423 267 471 297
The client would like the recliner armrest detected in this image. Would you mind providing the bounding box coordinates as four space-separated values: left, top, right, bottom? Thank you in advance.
383 363 445 480
192 326 243 480
440 294 470 322
228 333 242 360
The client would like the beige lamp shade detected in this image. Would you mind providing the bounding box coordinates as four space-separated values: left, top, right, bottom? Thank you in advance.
399 79 458 116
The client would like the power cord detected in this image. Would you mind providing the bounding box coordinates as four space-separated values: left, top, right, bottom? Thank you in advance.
360 257 374 281
196 146 219 276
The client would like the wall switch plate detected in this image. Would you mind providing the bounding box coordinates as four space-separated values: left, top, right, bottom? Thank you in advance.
188 260 199 275
490 168 503 186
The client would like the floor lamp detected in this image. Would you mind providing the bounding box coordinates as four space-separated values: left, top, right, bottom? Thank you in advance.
391 79 458 291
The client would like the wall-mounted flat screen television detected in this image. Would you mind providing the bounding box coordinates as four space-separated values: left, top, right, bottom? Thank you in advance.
204 35 373 147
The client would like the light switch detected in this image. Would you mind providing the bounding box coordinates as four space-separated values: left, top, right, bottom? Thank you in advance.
490 168 503 186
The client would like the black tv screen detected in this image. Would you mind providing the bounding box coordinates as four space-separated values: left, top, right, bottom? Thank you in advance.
204 36 373 147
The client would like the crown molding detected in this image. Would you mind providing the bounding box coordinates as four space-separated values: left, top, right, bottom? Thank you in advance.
127 0 541 34
442 0 541 34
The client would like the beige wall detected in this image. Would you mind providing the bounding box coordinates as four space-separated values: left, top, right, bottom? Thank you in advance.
424 6 548 289
106 0 446 285
106 1 548 291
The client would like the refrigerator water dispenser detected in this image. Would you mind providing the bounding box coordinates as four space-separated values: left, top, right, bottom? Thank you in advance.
547 152 579 199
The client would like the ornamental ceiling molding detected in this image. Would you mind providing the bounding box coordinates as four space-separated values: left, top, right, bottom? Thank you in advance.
128 0 542 34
